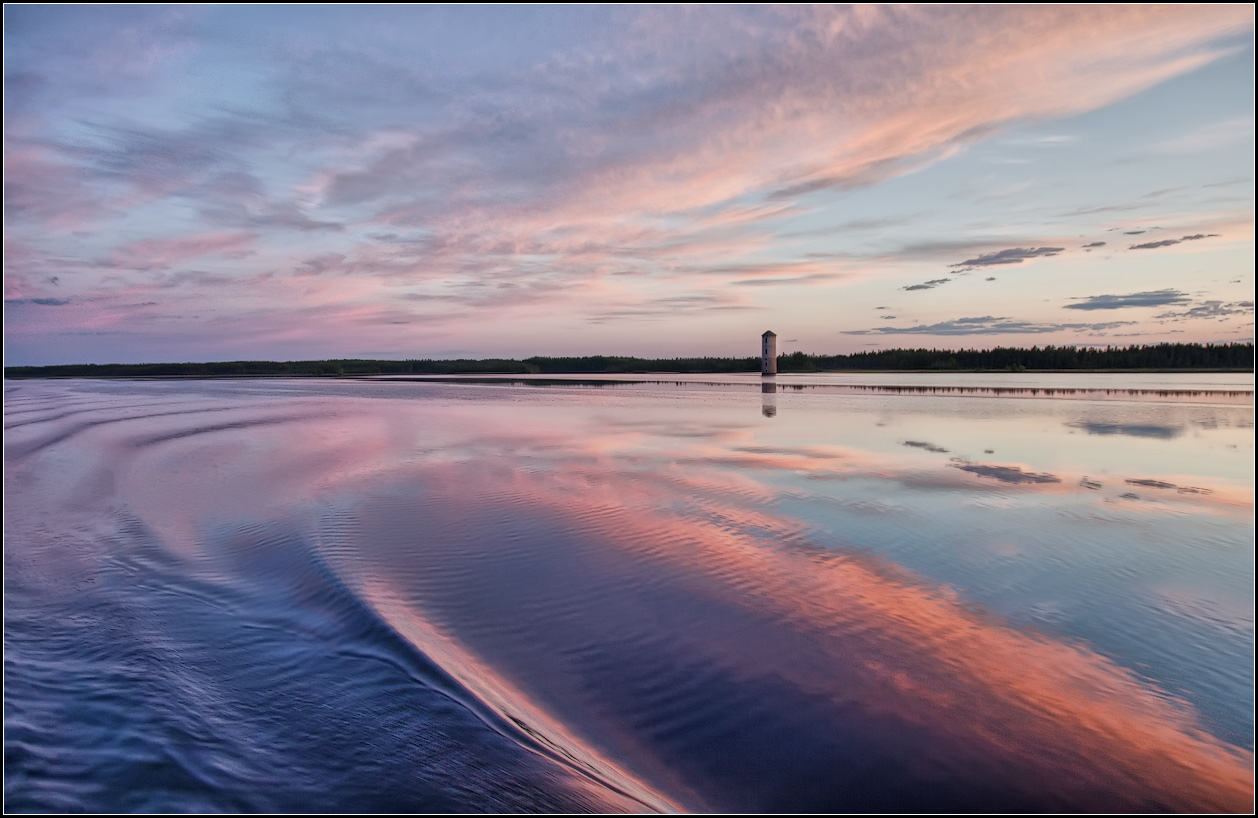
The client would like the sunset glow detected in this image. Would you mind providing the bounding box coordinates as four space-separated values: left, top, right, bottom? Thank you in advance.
4 5 1253 365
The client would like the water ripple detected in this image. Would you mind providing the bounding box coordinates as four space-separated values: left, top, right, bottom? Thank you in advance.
5 379 1252 812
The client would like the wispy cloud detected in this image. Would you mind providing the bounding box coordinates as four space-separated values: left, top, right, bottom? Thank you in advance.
949 247 1065 269
1129 234 1219 250
1151 117 1254 155
843 316 1137 336
588 292 761 324
1154 300 1254 320
4 297 71 306
1064 289 1191 311
903 278 951 291
108 232 257 271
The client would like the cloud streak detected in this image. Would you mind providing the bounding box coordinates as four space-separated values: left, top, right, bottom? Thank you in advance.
949 247 1065 269
1129 234 1219 250
1154 300 1255 320
903 278 951 291
1064 289 1192 311
843 316 1138 336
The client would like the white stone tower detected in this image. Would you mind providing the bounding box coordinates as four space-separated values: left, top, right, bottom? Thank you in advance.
761 330 777 375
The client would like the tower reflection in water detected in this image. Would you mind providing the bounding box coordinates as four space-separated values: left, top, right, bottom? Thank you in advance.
762 380 777 417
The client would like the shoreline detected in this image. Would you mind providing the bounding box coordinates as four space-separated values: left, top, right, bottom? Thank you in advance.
5 367 1254 380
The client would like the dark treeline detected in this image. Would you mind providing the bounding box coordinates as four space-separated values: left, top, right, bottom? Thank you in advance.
2 356 758 378
4 343 1252 378
779 342 1255 372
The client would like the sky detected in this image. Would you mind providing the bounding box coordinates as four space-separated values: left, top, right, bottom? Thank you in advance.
3 5 1254 366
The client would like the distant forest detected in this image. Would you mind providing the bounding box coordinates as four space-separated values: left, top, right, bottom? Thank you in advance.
4 343 1253 379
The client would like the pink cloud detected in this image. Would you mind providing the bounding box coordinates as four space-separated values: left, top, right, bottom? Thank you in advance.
108 232 258 271
308 5 1249 308
3 144 110 230
8 5 1252 361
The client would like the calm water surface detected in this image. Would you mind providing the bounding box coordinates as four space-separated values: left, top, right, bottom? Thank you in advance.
4 374 1253 812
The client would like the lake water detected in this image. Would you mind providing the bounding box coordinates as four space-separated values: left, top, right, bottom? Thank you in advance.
4 373 1253 811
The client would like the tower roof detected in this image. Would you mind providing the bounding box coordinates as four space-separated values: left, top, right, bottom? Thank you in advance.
762 330 776 337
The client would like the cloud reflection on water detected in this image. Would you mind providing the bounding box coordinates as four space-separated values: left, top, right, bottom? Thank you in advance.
325 434 1252 812
1067 420 1185 439
4 378 1254 812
